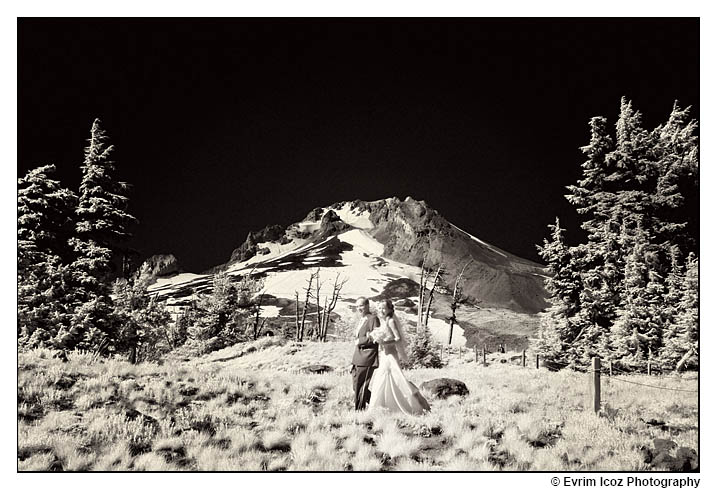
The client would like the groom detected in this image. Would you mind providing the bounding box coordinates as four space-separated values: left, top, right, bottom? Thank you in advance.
351 297 380 410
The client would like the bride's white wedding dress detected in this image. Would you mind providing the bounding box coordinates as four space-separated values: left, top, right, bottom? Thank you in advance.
368 319 430 415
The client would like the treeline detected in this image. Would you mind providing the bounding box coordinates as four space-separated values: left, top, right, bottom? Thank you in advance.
535 98 698 372
18 119 264 361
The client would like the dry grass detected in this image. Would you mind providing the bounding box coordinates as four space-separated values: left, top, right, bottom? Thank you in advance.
17 341 698 471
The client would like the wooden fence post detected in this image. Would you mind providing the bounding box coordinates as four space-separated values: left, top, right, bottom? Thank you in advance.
474 346 478 363
522 349 526 367
589 357 601 414
609 361 613 377
483 347 486 366
648 348 653 376
536 353 539 369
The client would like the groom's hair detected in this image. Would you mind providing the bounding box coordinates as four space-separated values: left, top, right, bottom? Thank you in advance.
357 297 369 306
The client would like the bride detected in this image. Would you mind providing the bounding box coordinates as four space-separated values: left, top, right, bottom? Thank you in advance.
367 299 431 415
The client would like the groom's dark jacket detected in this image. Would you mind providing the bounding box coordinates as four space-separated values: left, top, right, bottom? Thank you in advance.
352 314 380 367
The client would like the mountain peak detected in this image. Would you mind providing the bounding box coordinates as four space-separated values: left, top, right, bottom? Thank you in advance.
194 197 548 313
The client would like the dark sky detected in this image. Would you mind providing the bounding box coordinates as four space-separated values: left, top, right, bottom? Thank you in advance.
18 18 699 273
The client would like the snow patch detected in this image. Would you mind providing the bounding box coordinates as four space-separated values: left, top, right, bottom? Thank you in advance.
338 229 384 256
295 219 321 233
148 273 206 291
330 203 374 230
426 317 466 347
259 305 281 318
450 223 508 258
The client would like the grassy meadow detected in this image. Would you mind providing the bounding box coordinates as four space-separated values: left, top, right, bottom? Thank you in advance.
18 338 698 471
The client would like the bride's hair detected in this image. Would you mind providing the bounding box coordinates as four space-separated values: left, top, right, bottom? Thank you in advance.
382 299 395 318
381 299 408 361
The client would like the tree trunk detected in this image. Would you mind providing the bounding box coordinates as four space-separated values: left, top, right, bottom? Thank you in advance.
315 269 322 340
129 344 137 364
295 292 300 341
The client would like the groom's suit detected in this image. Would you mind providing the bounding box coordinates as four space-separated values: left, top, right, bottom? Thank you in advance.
352 314 380 410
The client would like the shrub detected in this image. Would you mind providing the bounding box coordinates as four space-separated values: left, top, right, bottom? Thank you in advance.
406 324 442 368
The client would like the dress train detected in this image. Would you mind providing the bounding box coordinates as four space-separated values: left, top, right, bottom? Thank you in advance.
368 346 430 415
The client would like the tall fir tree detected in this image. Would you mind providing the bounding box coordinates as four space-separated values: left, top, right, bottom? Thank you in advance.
536 98 698 371
66 118 137 351
535 218 583 364
609 227 665 366
661 253 698 370
17 165 78 347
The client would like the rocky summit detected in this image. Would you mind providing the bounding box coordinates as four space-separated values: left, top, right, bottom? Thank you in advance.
147 197 549 348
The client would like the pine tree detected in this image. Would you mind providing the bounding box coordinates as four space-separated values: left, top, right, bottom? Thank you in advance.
18 165 77 272
112 264 172 363
185 272 247 353
535 98 698 372
609 228 665 366
17 165 78 347
535 218 584 363
657 246 685 367
406 322 442 368
650 102 699 254
67 119 137 351
71 118 136 286
662 253 698 370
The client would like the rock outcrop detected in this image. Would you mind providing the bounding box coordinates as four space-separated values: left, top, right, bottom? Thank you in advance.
142 254 182 277
229 224 286 264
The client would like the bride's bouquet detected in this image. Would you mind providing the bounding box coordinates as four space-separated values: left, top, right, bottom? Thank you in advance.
369 315 409 362
369 322 396 344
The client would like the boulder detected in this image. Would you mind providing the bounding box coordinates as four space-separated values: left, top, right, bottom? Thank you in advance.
540 359 565 372
653 438 678 453
394 298 416 308
645 439 698 471
420 378 469 399
301 364 334 374
675 447 699 471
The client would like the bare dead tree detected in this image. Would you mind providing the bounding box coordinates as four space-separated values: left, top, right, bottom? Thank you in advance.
417 249 431 328
422 263 444 327
251 290 267 340
314 268 324 340
318 273 348 341
294 291 300 341
298 271 317 342
447 258 473 345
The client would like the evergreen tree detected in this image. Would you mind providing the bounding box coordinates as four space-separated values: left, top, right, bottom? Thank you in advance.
17 165 78 347
650 102 699 254
609 227 665 366
112 264 172 363
71 118 136 286
661 253 698 370
406 323 442 368
535 98 698 371
18 165 77 272
185 272 248 353
67 119 137 351
657 246 685 367
535 218 583 364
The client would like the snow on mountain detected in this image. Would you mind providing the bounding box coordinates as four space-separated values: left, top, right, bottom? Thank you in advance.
147 196 547 348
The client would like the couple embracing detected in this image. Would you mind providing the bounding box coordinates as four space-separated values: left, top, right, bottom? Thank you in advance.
351 297 431 414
